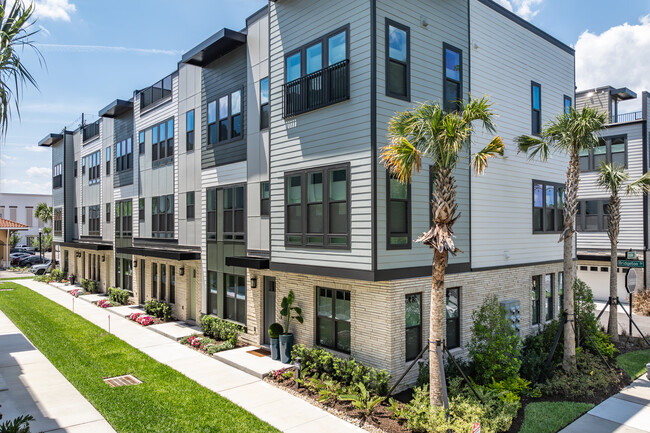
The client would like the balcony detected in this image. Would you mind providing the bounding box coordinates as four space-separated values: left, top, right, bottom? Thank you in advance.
283 59 350 118
140 73 173 111
82 120 100 142
611 111 643 124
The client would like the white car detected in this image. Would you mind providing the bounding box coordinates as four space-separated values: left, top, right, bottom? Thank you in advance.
31 261 53 275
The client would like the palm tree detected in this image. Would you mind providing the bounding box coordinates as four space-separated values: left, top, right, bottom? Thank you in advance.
516 107 607 371
34 202 53 261
596 162 650 341
0 0 42 136
381 97 504 406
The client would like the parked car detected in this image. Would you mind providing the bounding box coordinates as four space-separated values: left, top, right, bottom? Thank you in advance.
10 252 32 265
18 255 47 267
31 261 53 275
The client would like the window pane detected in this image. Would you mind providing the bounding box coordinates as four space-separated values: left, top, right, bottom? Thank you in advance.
445 48 460 81
186 110 194 131
335 290 350 321
308 172 323 202
611 138 625 153
329 202 347 234
308 203 323 233
532 85 540 110
287 175 302 204
286 53 301 82
219 96 229 120
545 185 555 207
328 31 346 65
445 81 460 109
329 169 347 201
446 288 459 319
219 119 228 141
260 78 269 104
390 177 407 199
318 318 334 347
235 187 245 209
317 288 332 317
388 61 407 96
533 183 543 207
336 321 351 352
390 201 407 233
208 101 216 123
232 114 241 138
612 152 625 166
388 25 407 61
405 294 421 327
406 327 421 360
167 119 174 138
231 91 241 115
580 156 590 171
306 43 322 74
287 205 302 233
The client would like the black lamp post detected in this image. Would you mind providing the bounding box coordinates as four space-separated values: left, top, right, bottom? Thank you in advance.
38 229 43 262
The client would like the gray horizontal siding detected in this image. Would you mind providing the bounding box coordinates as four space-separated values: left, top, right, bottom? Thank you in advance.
113 111 134 188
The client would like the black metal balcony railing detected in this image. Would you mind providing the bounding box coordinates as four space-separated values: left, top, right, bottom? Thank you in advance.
283 59 350 118
611 111 643 124
83 120 100 142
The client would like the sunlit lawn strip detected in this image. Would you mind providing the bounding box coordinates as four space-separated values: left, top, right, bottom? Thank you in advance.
0 282 279 433
617 350 650 379
518 401 594 433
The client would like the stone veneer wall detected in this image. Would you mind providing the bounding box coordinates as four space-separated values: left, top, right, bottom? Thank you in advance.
245 261 564 389
61 247 113 293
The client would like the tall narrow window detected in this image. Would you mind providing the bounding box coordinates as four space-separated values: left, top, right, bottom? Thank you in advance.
260 182 270 217
207 188 217 240
218 95 229 141
611 137 625 166
386 20 409 100
186 110 195 151
82 207 86 225
208 101 217 145
106 147 111 175
285 174 302 245
74 160 77 177
531 82 541 135
152 263 158 299
115 201 121 236
545 273 554 321
106 203 111 223
286 52 301 83
564 95 572 114
139 198 145 222
532 275 541 325
532 181 564 234
260 78 269 130
443 45 462 111
446 287 460 349
186 191 195 219
316 287 351 353
223 186 245 241
53 163 62 188
169 266 175 304
158 121 166 160
405 293 422 361
166 118 174 159
139 131 145 154
231 91 241 139
225 274 246 324
160 264 166 301
387 175 410 248
558 272 564 316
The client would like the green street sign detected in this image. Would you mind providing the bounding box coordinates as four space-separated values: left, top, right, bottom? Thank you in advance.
617 259 644 268
627 250 637 259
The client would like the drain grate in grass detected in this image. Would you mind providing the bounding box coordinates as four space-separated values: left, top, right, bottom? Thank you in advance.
104 374 142 387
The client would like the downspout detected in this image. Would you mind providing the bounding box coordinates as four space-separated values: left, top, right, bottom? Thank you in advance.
642 92 648 289
370 0 377 275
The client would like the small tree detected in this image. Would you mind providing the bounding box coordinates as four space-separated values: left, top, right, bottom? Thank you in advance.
467 295 522 384
280 290 303 334
9 231 21 248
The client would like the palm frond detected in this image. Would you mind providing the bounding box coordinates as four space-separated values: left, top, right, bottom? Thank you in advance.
596 161 628 194
626 172 650 196
380 136 422 183
471 135 504 175
515 135 550 161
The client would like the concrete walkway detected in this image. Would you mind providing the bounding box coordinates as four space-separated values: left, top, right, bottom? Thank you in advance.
0 310 116 433
4 279 364 433
561 374 650 432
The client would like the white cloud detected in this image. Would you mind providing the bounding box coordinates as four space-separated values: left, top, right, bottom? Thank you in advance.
38 43 183 56
0 178 52 194
26 166 51 177
34 0 76 22
494 0 543 21
576 15 650 112
24 145 48 153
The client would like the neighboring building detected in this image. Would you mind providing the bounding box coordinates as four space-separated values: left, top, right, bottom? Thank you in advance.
0 217 29 267
575 86 649 301
38 0 574 386
0 192 52 247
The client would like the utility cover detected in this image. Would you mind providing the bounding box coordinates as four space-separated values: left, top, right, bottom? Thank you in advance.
104 375 142 387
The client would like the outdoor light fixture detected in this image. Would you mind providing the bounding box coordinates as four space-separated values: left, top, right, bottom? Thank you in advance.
133 260 137 267
179 267 185 276
250 277 257 288
102 256 105 262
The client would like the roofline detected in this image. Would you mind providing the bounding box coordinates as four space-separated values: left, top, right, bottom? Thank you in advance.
98 98 133 118
246 3 268 27
38 133 63 147
180 28 246 66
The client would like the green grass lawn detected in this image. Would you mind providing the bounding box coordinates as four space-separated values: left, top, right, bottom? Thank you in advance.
0 282 279 433
0 276 35 280
518 401 594 433
617 350 650 379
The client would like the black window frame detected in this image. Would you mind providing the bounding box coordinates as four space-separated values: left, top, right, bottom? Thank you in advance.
545 273 554 322
169 265 175 304
579 134 628 172
532 180 564 234
152 194 174 239
260 181 270 217
442 43 462 112
186 109 195 151
74 160 78 178
284 163 350 249
532 275 541 325
88 205 100 236
139 198 145 222
446 287 460 349
106 203 111 223
152 263 158 299
210 88 243 145
139 131 145 155
105 146 111 175
151 117 174 167
81 206 86 225
88 150 101 185
387 173 411 249
115 137 133 173
224 273 246 325
140 73 173 111
115 200 132 238
576 198 609 232
53 208 62 235
531 81 542 136
186 191 195 220
52 163 62 189
385 18 410 101
316 287 351 354
207 188 217 240
260 77 269 130
222 185 245 241
405 292 422 361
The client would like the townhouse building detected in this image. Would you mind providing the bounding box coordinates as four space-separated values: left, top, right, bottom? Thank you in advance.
39 0 574 385
0 192 52 247
575 86 650 300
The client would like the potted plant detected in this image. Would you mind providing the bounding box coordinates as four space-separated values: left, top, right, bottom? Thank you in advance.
279 290 303 364
268 323 283 360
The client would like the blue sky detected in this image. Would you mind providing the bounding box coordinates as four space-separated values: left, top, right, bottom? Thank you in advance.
1 0 650 194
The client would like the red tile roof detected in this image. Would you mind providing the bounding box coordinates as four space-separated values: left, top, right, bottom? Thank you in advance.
0 217 29 229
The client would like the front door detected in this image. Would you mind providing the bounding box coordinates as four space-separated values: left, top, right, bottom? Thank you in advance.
263 277 276 345
139 259 145 304
188 267 197 322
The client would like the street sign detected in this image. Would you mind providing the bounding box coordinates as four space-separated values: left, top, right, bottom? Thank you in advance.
626 268 637 293
618 259 644 268
627 250 637 259
472 422 481 433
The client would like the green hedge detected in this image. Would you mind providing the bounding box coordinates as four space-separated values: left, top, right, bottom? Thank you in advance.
144 299 172 321
108 287 130 305
200 315 244 344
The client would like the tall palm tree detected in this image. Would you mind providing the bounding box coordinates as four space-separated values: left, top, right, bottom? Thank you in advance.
34 202 53 261
597 162 650 341
0 0 42 136
516 107 607 371
381 97 504 406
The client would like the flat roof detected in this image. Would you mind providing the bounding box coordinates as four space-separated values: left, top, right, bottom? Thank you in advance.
38 133 63 147
181 28 246 67
99 99 133 118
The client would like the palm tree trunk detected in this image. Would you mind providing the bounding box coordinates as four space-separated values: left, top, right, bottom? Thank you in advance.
562 152 580 371
429 248 446 407
607 191 621 342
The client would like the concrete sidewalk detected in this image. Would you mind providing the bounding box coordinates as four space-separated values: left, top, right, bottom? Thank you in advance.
561 374 650 432
4 279 365 433
0 310 116 433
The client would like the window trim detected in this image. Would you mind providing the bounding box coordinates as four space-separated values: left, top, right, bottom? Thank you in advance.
564 95 572 114
385 18 410 101
284 163 351 249
186 191 195 220
151 117 174 168
186 109 195 151
531 81 542 136
386 173 411 250
579 134 628 172
316 287 351 354
260 181 270 218
222 185 246 242
576 198 609 233
532 180 565 234
442 43 463 112
115 137 133 173
532 275 541 325
260 78 269 130
208 88 244 147
151 194 174 238
405 292 422 361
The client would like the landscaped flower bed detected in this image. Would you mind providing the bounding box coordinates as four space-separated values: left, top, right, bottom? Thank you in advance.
180 333 238 355
127 312 157 326
69 289 83 297
95 299 114 308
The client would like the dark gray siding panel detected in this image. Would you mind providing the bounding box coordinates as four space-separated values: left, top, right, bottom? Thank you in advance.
201 46 248 170
113 111 134 188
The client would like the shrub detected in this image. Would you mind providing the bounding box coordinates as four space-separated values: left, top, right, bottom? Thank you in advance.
108 287 130 305
291 345 391 396
338 383 385 417
520 319 562 382
268 322 283 339
206 341 235 355
50 268 65 282
416 356 476 388
467 295 523 384
80 278 89 290
97 299 112 308
199 315 244 344
144 299 172 321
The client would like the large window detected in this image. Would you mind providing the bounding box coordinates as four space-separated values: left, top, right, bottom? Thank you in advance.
140 73 172 110
88 151 101 185
151 118 174 166
207 100 217 145
443 44 462 111
152 194 174 238
532 275 541 325
169 265 175 304
317 287 351 353
210 90 242 144
105 147 111 175
405 293 422 361
576 199 609 232
223 186 245 241
115 138 133 172
225 274 246 325
207 188 217 240
260 182 270 217
387 175 410 249
260 78 269 130
386 19 409 100
531 82 541 135
116 200 132 237
545 273 554 321
446 287 460 349
283 26 349 117
53 163 62 188
285 164 349 248
579 135 626 172
533 181 564 233
88 205 100 236
186 191 195 220
186 110 194 151
53 208 62 235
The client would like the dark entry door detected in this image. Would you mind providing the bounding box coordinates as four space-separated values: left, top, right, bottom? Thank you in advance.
263 277 276 345
139 260 145 304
